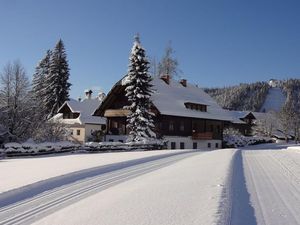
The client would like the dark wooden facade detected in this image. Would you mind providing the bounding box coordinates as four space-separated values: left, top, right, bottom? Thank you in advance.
106 114 224 140
59 104 80 119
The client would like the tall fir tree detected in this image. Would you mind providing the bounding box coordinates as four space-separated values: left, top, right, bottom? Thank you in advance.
45 39 71 118
123 35 156 142
32 49 51 113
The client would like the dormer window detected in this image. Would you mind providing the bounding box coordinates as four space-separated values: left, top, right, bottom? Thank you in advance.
184 102 207 112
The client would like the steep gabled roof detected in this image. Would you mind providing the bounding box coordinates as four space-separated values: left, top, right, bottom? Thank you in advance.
150 77 232 121
57 98 106 125
226 110 253 124
94 76 232 121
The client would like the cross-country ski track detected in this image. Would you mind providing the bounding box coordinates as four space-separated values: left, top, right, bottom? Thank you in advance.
0 144 299 225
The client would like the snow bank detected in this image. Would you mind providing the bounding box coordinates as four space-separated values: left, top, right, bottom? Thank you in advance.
0 150 189 194
286 145 300 152
85 139 166 151
1 141 80 155
224 135 272 148
33 149 237 225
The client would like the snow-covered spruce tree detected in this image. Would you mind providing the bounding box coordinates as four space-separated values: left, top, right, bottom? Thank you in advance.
32 49 51 113
44 39 71 118
123 35 156 143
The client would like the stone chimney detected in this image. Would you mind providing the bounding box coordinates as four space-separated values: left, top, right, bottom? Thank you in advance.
160 74 170 84
84 89 93 100
180 79 187 87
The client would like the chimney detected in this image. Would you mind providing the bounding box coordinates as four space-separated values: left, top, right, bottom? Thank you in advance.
160 74 170 84
98 92 106 101
180 79 187 87
84 89 93 99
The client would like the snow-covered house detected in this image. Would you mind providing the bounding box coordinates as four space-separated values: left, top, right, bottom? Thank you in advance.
226 111 256 135
53 90 106 144
94 75 232 149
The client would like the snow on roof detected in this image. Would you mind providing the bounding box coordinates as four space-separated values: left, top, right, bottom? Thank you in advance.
251 112 274 121
226 110 251 124
58 98 106 125
150 77 233 121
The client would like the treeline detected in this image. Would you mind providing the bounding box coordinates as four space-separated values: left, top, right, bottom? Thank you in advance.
0 39 71 142
282 79 300 108
204 82 270 111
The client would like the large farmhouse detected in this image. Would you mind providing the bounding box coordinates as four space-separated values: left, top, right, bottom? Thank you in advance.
53 90 106 143
94 75 232 149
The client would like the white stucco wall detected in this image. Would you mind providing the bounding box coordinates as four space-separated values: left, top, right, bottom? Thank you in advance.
104 135 222 150
164 136 222 150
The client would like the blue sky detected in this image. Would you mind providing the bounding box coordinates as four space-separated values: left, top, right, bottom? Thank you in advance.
0 0 300 98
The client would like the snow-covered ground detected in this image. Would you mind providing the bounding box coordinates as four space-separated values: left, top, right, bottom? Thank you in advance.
241 145 300 225
1 144 300 225
260 87 286 112
32 149 236 225
0 150 190 194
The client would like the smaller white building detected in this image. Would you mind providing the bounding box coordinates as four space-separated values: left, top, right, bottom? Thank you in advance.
53 90 106 143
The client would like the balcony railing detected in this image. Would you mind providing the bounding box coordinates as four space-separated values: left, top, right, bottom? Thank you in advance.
192 132 213 140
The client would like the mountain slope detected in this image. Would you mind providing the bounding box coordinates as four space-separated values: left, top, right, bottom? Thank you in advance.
204 79 300 112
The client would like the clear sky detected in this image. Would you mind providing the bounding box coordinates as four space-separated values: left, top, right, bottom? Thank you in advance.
0 0 300 98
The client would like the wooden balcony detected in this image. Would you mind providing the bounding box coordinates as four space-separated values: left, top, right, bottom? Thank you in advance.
104 109 131 117
192 132 213 140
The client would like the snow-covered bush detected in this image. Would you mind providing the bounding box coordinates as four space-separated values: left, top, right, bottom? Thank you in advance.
223 128 273 148
85 139 166 152
1 141 80 156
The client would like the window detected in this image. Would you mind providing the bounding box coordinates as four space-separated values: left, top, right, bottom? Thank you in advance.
180 142 185 149
210 125 214 132
193 142 197 149
109 139 114 142
208 142 211 148
76 130 80 136
119 140 123 143
215 143 219 148
70 130 74 135
169 121 174 132
184 102 207 112
180 121 185 132
171 142 176 149
112 121 118 128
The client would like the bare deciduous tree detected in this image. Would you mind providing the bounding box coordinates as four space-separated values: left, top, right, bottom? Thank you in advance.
158 42 180 79
0 61 31 139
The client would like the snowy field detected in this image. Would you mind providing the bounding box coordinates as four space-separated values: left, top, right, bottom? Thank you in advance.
0 144 300 225
0 150 189 193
